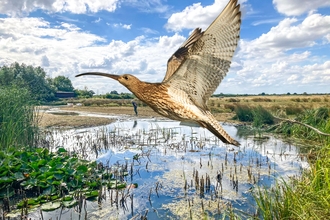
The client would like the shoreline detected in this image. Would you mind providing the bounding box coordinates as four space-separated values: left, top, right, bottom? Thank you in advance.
38 106 238 129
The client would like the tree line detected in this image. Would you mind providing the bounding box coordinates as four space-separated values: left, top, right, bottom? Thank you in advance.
0 62 133 102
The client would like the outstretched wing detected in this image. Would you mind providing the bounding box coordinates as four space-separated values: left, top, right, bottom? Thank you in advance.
165 0 241 108
162 28 203 82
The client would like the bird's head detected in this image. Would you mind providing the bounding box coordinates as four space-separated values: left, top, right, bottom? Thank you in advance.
75 72 141 91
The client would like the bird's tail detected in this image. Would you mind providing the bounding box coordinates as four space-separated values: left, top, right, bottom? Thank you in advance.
199 112 240 146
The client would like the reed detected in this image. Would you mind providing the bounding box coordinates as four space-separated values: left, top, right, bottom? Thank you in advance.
0 86 39 150
233 104 274 126
254 143 330 219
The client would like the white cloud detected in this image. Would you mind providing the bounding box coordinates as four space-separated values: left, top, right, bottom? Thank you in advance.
220 11 330 94
239 13 330 60
0 0 119 17
93 17 102 23
0 16 188 93
165 0 247 32
113 23 132 29
273 0 330 16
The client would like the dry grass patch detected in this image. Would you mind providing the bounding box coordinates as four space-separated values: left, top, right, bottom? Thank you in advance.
38 112 115 128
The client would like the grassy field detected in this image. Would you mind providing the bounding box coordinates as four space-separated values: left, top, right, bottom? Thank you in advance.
208 94 330 115
43 94 330 127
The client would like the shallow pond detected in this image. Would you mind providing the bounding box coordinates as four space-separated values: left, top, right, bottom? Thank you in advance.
30 117 307 219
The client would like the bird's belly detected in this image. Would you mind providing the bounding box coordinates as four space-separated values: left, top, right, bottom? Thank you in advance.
150 100 204 122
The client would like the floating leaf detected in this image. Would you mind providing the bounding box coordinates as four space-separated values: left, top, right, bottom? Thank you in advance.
0 176 12 184
84 190 99 199
41 201 62 211
39 166 49 173
54 173 63 180
63 195 73 201
77 165 88 173
37 159 47 167
116 183 127 189
63 199 77 208
57 147 67 153
14 172 25 181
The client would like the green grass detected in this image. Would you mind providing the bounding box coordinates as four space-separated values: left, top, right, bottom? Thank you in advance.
253 107 330 219
233 104 274 126
254 143 330 219
273 107 330 144
0 86 39 150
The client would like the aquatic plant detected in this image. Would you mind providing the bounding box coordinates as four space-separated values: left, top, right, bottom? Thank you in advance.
0 146 131 215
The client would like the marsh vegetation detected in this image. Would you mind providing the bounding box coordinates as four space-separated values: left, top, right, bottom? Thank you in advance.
1 90 330 219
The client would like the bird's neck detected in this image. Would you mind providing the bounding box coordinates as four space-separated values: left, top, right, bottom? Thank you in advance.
129 82 164 103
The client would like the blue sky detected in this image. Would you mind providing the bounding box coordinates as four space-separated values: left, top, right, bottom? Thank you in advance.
0 0 329 95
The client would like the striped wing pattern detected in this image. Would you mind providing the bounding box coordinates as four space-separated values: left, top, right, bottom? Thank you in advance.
165 0 241 109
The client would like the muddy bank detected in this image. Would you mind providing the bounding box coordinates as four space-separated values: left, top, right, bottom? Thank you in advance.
38 105 237 128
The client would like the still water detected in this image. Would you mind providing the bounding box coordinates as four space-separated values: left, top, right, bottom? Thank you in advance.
31 117 307 219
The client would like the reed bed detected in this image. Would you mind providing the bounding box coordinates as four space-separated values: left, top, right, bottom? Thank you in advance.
0 86 39 150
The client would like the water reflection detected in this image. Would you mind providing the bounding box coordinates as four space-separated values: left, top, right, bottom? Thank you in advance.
36 118 308 219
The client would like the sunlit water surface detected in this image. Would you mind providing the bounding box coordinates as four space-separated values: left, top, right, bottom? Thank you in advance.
30 117 308 219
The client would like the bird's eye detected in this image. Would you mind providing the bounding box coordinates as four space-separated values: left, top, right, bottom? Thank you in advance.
124 76 129 80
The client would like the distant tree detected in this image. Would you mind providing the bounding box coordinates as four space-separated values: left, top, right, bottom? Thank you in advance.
110 90 119 95
287 92 291 95
0 62 55 102
104 92 134 99
260 92 266 96
74 89 95 98
303 92 308 95
120 93 134 99
50 76 74 92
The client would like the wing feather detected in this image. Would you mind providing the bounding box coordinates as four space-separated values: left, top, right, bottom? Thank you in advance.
165 0 241 108
162 28 203 82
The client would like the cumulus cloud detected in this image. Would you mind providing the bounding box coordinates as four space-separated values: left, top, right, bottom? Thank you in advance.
0 15 188 93
165 0 247 32
0 0 119 17
221 11 330 94
273 0 330 16
239 13 330 60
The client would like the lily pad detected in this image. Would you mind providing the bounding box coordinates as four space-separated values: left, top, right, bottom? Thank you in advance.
41 201 62 211
63 199 78 208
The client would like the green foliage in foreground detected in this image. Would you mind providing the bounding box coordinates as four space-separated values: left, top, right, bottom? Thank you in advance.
0 147 130 211
0 87 38 150
254 144 330 219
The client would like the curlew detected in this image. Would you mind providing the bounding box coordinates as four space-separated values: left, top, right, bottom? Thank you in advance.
76 0 241 146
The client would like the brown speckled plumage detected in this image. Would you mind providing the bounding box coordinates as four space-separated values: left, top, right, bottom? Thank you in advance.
76 0 241 146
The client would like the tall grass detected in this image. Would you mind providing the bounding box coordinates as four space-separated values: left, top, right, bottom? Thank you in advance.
273 107 330 144
0 86 39 150
233 104 274 126
254 143 330 219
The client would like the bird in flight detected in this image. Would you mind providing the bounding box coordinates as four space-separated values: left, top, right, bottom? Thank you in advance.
76 0 241 146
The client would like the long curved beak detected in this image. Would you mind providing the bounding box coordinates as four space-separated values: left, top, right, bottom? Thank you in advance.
75 72 119 80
